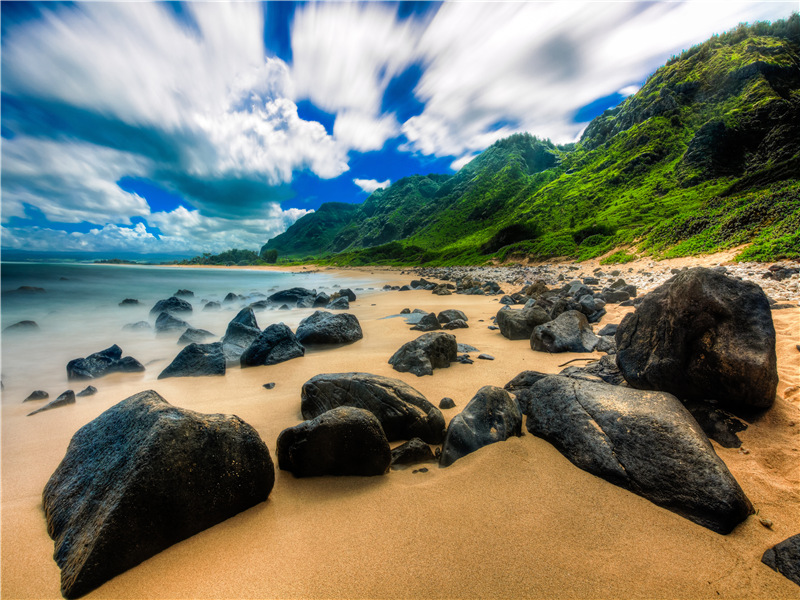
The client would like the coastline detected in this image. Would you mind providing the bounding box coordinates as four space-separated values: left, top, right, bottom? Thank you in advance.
1 253 798 599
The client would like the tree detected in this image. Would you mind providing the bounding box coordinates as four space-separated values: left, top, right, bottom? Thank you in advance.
262 249 278 264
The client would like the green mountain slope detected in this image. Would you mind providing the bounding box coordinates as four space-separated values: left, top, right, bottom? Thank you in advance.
263 16 800 265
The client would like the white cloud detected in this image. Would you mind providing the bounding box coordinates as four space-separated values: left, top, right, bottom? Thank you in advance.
353 178 391 194
618 85 641 97
450 154 478 172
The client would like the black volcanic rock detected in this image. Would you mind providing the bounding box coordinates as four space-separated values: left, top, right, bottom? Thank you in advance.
524 375 753 533
149 296 192 317
76 386 97 398
295 311 363 345
24 390 49 402
277 407 390 477
301 372 445 444
615 267 778 409
177 327 215 345
154 312 189 333
118 299 139 306
3 320 40 333
221 308 260 362
326 296 350 310
410 312 441 332
391 438 436 466
240 324 305 368
439 386 522 467
531 310 598 353
267 287 316 304
158 342 226 379
67 345 144 380
27 390 76 417
437 309 467 324
762 534 800 587
43 390 274 598
496 306 550 340
388 332 458 377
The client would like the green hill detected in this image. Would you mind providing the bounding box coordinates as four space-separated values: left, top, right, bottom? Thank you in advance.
262 16 800 265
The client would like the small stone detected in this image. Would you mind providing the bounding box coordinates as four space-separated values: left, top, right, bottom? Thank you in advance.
263 383 276 390
739 447 750 454
412 467 429 474
76 386 98 397
488 325 499 330
439 397 456 409
759 517 774 529
478 354 495 361
24 390 49 402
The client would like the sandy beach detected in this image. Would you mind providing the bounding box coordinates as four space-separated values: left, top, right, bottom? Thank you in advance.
2 256 799 599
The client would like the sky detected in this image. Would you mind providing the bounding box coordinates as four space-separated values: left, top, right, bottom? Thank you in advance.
1 1 795 258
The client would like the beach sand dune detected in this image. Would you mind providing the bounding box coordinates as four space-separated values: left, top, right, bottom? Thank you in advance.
2 263 799 599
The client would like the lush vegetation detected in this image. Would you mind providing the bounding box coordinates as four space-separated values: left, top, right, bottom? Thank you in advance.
178 248 269 267
262 16 799 265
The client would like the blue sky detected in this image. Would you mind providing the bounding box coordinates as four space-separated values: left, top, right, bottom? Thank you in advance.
1 1 794 257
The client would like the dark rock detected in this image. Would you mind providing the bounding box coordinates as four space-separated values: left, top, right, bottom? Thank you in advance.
504 371 549 394
247 300 269 310
118 299 139 306
43 390 274 598
683 400 748 449
439 397 456 409
478 354 495 360
241 324 304 367
326 296 350 310
531 310 598 353
3 285 45 295
263 382 275 390
433 286 452 295
456 355 474 364
457 343 479 353
27 390 75 417
301 372 445 444
388 332 458 377
442 319 469 330
174 289 194 298
524 375 753 533
559 355 626 386
412 308 428 314
278 304 291 311
399 285 411 291
154 312 189 333
400 308 411 314
411 312 441 331
312 292 330 308
202 301 221 311
391 438 436 467
24 390 49 402
439 386 522 467
296 311 363 345
496 306 551 340
601 289 631 304
149 296 192 317
3 320 39 333
177 327 215 345
437 309 468 324
223 292 240 303
338 288 357 302
277 406 390 477
500 295 515 305
762 534 800 587
221 309 261 362
67 345 145 380
616 268 778 409
76 386 97 398
598 323 618 337
295 296 314 309
158 342 226 379
595 335 617 354
268 287 315 304
123 321 150 331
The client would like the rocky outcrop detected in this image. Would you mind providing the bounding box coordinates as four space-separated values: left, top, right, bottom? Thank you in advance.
301 372 445 444
277 407 391 477
267 287 316 305
67 345 144 380
496 306 550 340
615 267 778 409
240 324 305 367
524 375 753 533
158 342 226 379
149 296 192 317
43 390 274 598
154 312 189 333
388 332 458 377
295 311 363 345
531 310 598 353
220 308 261 362
439 386 522 467
410 312 441 331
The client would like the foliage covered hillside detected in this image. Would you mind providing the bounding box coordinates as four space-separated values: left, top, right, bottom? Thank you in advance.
262 16 800 265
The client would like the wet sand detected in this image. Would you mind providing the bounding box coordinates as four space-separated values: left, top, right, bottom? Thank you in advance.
2 257 799 599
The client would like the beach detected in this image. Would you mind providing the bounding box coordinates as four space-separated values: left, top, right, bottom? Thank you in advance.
2 256 799 599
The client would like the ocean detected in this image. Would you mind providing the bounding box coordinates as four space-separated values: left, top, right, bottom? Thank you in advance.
0 262 380 401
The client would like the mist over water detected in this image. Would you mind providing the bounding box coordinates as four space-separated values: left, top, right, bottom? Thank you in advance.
1 263 378 402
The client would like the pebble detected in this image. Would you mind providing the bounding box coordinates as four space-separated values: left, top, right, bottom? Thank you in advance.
263 383 276 390
478 354 495 360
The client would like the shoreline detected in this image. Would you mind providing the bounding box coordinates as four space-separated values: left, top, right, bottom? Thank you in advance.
2 255 799 599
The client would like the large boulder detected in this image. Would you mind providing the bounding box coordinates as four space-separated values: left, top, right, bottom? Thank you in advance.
439 386 522 467
220 308 260 362
326 296 350 310
615 267 778 409
762 533 800 587
496 306 550 340
437 309 467 324
158 342 225 379
277 407 391 477
410 312 441 332
530 310 598 353
43 390 274 599
66 345 144 380
149 296 192 317
388 332 458 377
295 311 363 345
240 323 305 367
301 372 445 444
524 375 753 533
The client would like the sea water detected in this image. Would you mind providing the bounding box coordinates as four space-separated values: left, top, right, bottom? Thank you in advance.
1 262 379 402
